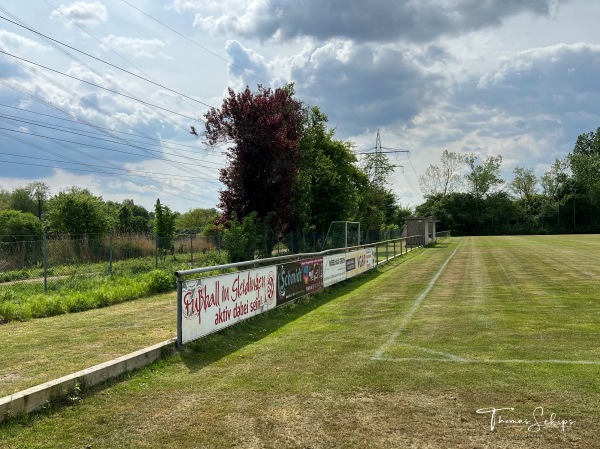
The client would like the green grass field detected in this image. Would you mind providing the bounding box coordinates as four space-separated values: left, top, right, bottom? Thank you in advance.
1 236 599 448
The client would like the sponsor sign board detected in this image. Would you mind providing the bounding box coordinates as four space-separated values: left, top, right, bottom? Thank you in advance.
277 257 323 305
366 247 375 269
181 267 277 344
346 250 362 278
323 253 347 287
346 248 375 278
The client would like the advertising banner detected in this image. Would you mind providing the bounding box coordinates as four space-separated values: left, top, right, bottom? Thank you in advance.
346 250 362 278
181 267 277 344
323 254 347 287
366 247 375 270
277 257 323 305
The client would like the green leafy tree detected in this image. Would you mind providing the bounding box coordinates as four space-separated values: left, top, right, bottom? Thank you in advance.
293 107 365 231
568 127 600 202
45 187 112 235
154 199 176 258
361 152 396 190
419 150 467 198
541 158 571 201
175 208 219 235
0 210 42 242
466 155 504 200
510 166 537 201
113 199 151 234
0 210 43 267
9 188 37 216
0 187 10 210
223 212 274 263
27 181 50 220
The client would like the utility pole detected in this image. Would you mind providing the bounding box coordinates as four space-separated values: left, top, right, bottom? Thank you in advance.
360 129 409 188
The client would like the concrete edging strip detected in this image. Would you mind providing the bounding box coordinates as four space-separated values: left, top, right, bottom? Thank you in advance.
0 338 176 423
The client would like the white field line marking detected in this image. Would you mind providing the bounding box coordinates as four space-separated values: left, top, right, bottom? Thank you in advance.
372 242 462 360
375 357 600 365
394 343 468 362
372 240 600 366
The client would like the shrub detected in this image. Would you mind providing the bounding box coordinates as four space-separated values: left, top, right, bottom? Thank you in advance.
145 270 174 294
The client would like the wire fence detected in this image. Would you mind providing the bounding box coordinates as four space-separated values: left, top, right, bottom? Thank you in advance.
0 232 221 296
0 228 408 298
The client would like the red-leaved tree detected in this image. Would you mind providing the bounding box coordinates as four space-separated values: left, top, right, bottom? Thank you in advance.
203 84 304 234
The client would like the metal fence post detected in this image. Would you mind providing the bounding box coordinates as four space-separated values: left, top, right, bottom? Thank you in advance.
109 230 113 276
43 230 48 294
190 232 194 265
176 276 183 350
385 238 388 263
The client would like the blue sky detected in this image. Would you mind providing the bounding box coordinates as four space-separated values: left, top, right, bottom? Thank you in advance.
1 0 599 213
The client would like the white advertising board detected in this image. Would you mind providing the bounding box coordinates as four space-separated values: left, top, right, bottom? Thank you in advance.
181 266 277 344
323 254 347 287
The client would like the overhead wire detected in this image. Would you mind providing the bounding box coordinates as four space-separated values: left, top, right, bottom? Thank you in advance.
0 111 223 168
0 7 217 181
0 11 214 110
0 124 221 190
0 151 218 182
0 103 224 167
0 50 200 122
119 0 269 87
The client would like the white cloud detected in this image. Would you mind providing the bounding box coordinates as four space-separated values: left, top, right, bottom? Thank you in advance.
100 35 169 59
49 1 108 28
0 30 47 53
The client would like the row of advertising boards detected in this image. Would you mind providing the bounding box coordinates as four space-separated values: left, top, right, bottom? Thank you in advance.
179 248 375 344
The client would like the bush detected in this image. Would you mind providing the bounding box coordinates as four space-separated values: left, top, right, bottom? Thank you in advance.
223 212 275 263
145 270 175 294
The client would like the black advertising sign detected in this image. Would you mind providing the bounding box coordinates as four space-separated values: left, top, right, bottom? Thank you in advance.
277 257 323 305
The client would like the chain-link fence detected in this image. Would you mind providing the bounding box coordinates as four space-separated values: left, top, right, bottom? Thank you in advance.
1 227 408 300
0 232 222 297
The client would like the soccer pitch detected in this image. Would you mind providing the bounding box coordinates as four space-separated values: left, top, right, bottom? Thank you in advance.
2 236 599 448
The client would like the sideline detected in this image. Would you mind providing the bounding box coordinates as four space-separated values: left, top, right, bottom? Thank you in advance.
372 242 462 360
372 240 600 367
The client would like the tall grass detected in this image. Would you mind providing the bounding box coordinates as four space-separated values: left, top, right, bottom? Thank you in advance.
0 249 228 323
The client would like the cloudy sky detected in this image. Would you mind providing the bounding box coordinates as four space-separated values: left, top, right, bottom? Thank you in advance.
1 0 599 214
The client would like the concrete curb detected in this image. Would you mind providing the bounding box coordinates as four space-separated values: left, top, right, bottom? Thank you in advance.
0 338 176 423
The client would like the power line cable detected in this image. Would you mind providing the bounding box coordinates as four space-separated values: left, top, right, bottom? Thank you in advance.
0 131 219 207
0 11 214 111
0 49 200 122
0 103 224 164
119 0 268 86
0 151 218 182
0 111 223 168
0 76 208 179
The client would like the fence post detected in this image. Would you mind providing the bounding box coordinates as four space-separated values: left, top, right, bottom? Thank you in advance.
393 238 396 259
155 234 158 269
176 275 183 350
109 230 113 276
385 238 389 263
43 230 48 294
190 232 194 266
375 244 379 267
